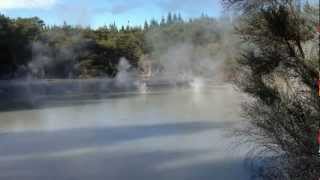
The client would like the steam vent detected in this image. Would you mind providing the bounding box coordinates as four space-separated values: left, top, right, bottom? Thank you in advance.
139 56 152 81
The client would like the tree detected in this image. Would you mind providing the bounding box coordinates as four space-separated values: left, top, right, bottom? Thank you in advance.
178 13 183 23
223 0 320 179
0 15 44 78
160 16 166 26
167 12 173 24
144 21 149 30
0 13 223 80
173 13 178 23
0 15 15 78
149 19 159 28
109 22 118 32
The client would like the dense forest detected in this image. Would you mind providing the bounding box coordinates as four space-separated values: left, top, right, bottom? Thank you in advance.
0 13 231 79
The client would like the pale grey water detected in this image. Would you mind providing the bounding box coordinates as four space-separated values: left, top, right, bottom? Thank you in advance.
0 84 251 180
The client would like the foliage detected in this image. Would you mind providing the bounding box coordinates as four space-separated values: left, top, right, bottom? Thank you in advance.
0 15 43 78
223 0 320 179
0 13 224 79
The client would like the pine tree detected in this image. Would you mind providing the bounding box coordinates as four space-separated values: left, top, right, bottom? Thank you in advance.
160 16 166 26
167 12 173 24
120 25 125 32
144 20 149 30
150 19 159 28
178 13 183 23
173 13 178 23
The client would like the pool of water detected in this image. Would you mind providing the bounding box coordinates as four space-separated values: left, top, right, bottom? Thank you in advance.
0 84 251 180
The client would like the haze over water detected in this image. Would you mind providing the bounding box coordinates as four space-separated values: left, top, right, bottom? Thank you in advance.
0 84 251 180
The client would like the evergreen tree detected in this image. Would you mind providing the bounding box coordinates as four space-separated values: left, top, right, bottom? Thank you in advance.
160 16 166 26
178 13 183 23
144 20 149 30
120 25 125 32
150 19 159 28
173 13 178 23
167 12 173 24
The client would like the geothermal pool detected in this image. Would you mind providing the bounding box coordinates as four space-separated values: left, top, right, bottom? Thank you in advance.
0 83 251 180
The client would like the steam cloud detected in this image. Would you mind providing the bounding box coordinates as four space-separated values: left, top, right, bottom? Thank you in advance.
0 9 242 110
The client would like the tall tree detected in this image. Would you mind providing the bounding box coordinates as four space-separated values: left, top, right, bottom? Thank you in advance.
144 20 149 30
167 12 173 24
173 13 178 23
150 19 159 28
178 13 183 23
160 16 166 26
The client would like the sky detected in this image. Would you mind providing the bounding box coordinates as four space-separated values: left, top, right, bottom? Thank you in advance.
0 0 223 28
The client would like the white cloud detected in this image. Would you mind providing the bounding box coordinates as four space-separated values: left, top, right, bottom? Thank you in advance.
0 0 58 10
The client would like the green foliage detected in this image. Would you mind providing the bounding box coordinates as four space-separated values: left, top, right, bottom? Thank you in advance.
224 0 320 179
0 12 226 79
0 15 43 78
146 16 221 59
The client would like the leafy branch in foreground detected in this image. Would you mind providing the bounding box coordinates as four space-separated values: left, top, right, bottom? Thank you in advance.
223 0 320 179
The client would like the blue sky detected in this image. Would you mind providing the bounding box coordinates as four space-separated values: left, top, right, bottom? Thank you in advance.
0 0 223 28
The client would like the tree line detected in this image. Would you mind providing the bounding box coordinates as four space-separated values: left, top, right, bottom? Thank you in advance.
0 13 224 79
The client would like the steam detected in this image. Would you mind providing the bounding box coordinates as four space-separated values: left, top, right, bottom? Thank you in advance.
3 14 241 106
143 17 239 91
154 43 225 81
190 77 205 92
27 31 89 79
0 6 251 180
136 81 148 94
115 58 137 88
115 58 150 94
28 41 52 78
